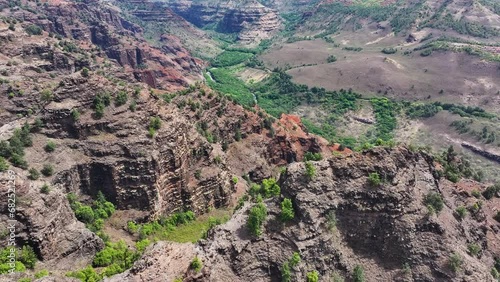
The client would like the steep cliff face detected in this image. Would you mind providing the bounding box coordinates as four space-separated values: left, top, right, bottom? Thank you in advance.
122 0 281 45
10 0 204 90
0 173 103 272
108 147 500 281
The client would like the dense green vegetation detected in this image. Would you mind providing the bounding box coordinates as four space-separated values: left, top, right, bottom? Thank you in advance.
280 198 295 222
92 240 141 277
327 55 337 63
305 161 316 180
206 68 255 106
0 123 33 169
304 152 322 161
306 270 319 282
424 13 499 39
368 172 381 186
371 98 398 141
281 252 301 282
190 256 203 272
67 191 115 235
0 246 38 274
424 192 444 215
479 0 500 15
483 183 500 199
127 210 195 239
211 51 254 67
353 265 365 282
24 24 42 35
448 253 463 273
405 102 442 118
247 202 267 236
249 178 281 199
436 146 484 183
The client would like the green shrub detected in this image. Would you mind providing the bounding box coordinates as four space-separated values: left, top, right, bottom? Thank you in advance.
305 161 316 180
129 100 137 112
467 243 481 257
25 24 42 35
71 109 80 121
471 190 481 198
491 267 499 279
327 55 337 63
281 261 291 282
353 265 365 282
469 201 482 214
455 206 467 220
40 183 50 194
424 192 444 214
115 91 128 106
35 269 49 278
420 49 432 56
343 46 363 52
19 245 37 269
149 117 162 130
304 152 322 161
0 261 25 274
41 164 54 176
32 118 44 131
81 67 89 77
94 102 105 119
127 221 139 234
147 127 156 138
382 47 397 54
289 252 300 268
280 198 295 222
261 178 280 198
66 266 102 281
449 253 462 273
44 141 56 152
402 263 411 275
10 153 28 169
0 140 12 158
306 270 319 282
250 178 280 199
326 210 337 231
40 89 53 102
75 205 95 223
93 240 137 269
190 256 202 272
483 183 499 199
368 172 381 186
247 202 267 236
0 157 8 172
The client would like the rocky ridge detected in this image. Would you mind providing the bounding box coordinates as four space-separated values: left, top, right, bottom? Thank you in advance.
108 147 500 281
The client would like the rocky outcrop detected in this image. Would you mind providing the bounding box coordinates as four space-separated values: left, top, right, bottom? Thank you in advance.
462 142 500 164
110 147 499 281
0 173 103 268
105 241 198 282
